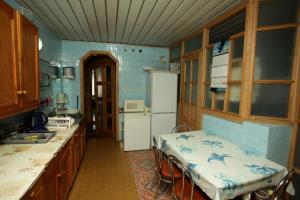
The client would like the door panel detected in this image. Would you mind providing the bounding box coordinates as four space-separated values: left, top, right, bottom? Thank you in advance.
179 53 202 130
19 15 39 110
0 2 20 118
87 58 116 137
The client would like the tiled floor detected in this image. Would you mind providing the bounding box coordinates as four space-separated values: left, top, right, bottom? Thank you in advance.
68 138 139 200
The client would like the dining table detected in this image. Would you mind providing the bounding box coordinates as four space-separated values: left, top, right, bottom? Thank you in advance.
158 130 289 200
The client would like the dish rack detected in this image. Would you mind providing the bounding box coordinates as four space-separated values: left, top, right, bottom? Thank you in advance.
46 116 75 130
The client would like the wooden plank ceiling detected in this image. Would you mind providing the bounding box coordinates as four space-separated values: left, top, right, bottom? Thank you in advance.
16 0 242 47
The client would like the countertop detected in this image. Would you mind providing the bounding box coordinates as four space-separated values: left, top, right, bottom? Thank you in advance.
0 125 79 200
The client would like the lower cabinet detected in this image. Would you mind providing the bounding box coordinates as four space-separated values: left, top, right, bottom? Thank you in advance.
22 122 86 200
43 159 59 200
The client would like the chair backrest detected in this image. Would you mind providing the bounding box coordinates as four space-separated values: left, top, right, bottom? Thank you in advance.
271 169 295 200
169 155 195 200
153 136 162 173
172 124 192 133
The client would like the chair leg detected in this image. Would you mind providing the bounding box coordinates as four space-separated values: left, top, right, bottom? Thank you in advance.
154 175 161 199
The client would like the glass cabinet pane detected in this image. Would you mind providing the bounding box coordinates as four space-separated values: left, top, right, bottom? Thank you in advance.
204 86 212 108
228 85 240 114
107 101 112 114
216 92 224 111
97 67 102 81
185 33 202 53
185 83 189 103
185 61 191 82
206 47 213 82
106 65 111 81
251 84 290 117
97 85 102 97
254 28 296 80
106 85 111 98
191 84 197 105
258 0 299 27
92 69 95 96
192 59 199 81
230 37 244 81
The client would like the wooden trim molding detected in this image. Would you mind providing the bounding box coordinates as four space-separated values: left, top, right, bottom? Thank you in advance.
80 50 120 141
202 109 243 123
239 0 258 119
256 23 299 31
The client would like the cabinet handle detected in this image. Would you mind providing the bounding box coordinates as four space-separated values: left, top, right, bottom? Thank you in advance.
29 191 35 198
61 170 66 175
22 90 27 95
17 90 22 95
56 173 62 178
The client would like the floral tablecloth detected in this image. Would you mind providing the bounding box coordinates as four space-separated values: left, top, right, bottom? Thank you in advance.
159 130 287 200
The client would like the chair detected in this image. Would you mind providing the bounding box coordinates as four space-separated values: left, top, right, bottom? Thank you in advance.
254 169 295 200
153 137 182 199
172 124 192 133
271 169 295 200
169 155 210 200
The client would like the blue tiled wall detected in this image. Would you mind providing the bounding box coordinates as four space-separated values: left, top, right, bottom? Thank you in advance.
202 114 292 166
58 41 169 140
58 40 169 109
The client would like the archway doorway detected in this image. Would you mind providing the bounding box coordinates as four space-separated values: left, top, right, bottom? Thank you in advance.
80 51 119 139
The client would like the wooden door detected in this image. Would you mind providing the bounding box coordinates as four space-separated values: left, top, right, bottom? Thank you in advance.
94 58 116 137
0 1 20 119
18 14 39 110
179 53 202 130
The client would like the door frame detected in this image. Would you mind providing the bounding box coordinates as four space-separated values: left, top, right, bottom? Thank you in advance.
80 50 119 141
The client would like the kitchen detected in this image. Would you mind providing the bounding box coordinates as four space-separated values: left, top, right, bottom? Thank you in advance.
0 0 300 200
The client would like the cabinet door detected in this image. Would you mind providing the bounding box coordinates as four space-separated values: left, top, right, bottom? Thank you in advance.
43 159 59 200
58 146 70 200
69 137 77 185
27 184 46 200
81 123 86 155
18 14 39 110
0 1 20 119
74 132 81 170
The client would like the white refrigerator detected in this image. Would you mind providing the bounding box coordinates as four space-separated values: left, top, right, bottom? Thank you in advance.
148 71 177 146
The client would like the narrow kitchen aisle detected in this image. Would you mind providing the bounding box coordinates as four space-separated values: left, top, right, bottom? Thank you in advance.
68 138 139 200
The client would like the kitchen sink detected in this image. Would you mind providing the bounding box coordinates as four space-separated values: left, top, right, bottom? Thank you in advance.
1 132 56 144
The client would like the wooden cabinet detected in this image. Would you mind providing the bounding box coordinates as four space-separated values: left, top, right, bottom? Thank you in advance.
57 144 70 200
0 1 20 118
0 1 39 120
22 121 86 200
69 136 77 186
43 159 59 200
27 180 46 200
18 13 39 110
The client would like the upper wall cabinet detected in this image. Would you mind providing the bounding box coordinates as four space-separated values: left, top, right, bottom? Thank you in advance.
0 1 39 119
18 14 39 111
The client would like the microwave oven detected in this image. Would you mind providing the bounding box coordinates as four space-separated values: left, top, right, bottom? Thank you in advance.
124 100 145 112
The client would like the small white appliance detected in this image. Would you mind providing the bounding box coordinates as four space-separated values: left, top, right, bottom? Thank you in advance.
123 100 151 151
124 112 150 151
147 71 178 146
124 99 145 113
